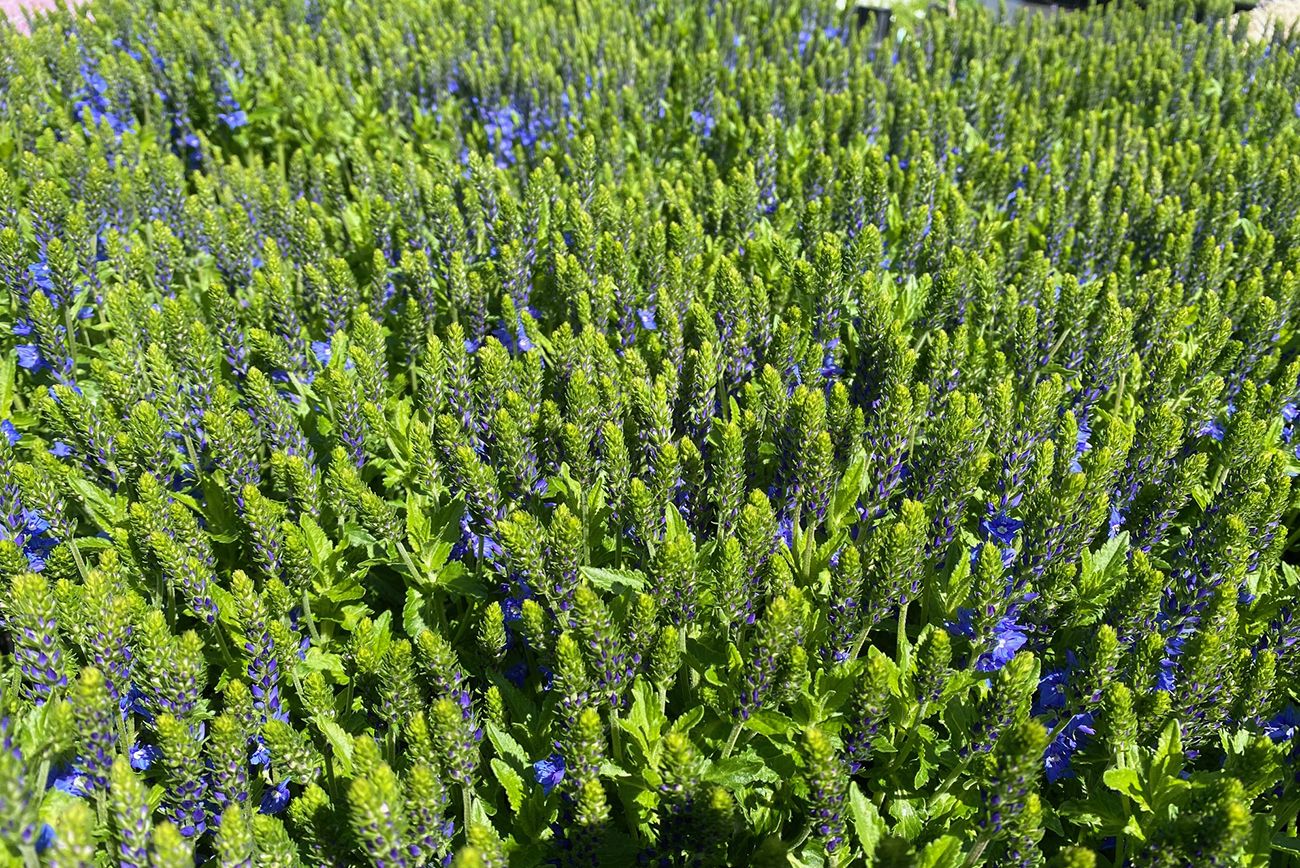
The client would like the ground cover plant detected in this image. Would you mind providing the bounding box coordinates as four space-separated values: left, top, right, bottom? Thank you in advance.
0 0 1299 864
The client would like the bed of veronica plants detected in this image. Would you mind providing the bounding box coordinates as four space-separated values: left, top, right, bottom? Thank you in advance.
1 0 1300 864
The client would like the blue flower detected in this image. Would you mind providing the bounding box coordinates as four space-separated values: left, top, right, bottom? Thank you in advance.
1035 669 1069 714
1108 506 1125 539
219 109 249 130
1 419 19 445
533 753 565 795
250 740 270 767
505 661 528 688
1044 712 1095 783
1265 705 1300 743
27 262 53 294
34 823 55 854
980 510 1023 546
1198 418 1225 442
48 764 91 797
16 345 45 372
129 742 162 771
49 441 73 458
975 618 1028 673
636 308 657 331
260 780 291 815
24 511 51 536
311 341 332 365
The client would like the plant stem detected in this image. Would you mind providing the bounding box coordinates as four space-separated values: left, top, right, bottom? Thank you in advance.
896 600 911 671
301 589 321 644
609 706 623 764
68 538 90 582
462 787 475 838
721 720 743 759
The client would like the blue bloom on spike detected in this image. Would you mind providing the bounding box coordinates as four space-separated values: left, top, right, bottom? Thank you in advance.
977 618 1028 673
0 420 18 445
260 780 291 814
533 754 565 795
250 740 270 767
16 345 45 372
980 510 1023 546
49 441 72 458
129 743 161 771
311 341 332 365
1044 712 1094 783
637 308 657 331
1197 418 1225 442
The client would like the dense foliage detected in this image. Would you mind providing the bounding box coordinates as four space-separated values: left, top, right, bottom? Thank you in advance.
1 0 1300 864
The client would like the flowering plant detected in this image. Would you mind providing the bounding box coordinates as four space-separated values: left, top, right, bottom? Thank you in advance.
0 0 1299 865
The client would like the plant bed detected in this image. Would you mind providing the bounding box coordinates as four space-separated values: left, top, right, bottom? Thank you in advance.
0 0 1298 866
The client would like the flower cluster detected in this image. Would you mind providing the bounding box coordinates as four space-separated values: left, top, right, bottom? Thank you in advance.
0 0 1298 865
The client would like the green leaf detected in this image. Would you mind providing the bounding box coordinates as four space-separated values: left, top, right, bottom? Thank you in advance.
664 503 689 543
1273 836 1300 856
888 796 924 841
848 782 885 860
439 563 489 597
1101 768 1148 811
314 718 355 776
579 565 647 593
66 476 127 531
827 449 867 532
743 710 796 738
670 706 706 734
917 835 963 868
297 648 347 679
491 758 525 813
300 515 334 569
486 723 530 765
701 754 779 789
405 490 430 548
403 586 428 639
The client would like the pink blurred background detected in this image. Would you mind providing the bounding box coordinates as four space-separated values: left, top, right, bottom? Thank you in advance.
2 0 83 32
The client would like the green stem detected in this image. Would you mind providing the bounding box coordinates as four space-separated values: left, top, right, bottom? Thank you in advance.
896 600 911 671
936 754 973 794
301 589 321 644
395 540 422 582
721 721 743 759
847 629 870 665
964 834 991 867
609 706 623 764
68 538 90 583
462 787 475 839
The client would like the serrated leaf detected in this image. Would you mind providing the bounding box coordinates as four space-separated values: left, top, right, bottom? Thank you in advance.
917 835 962 868
315 718 355 776
403 586 428 639
744 710 796 737
827 449 866 532
579 565 647 593
888 796 924 841
702 754 779 789
486 722 530 765
849 782 885 861
491 758 525 813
